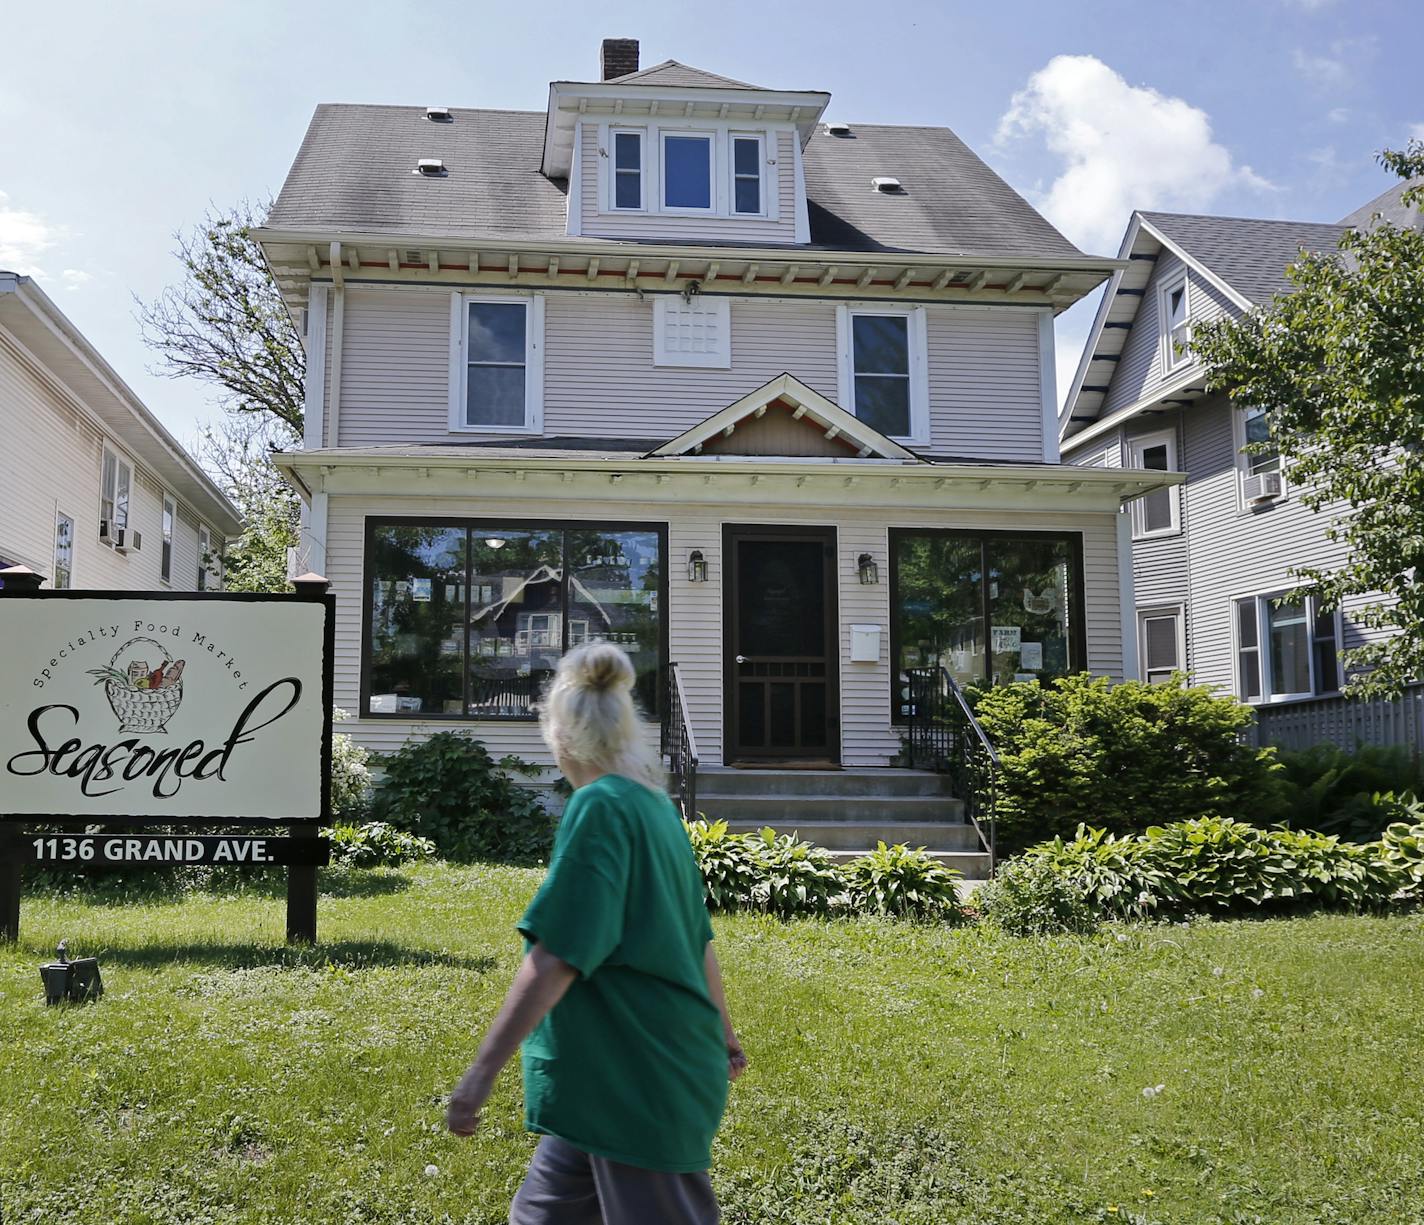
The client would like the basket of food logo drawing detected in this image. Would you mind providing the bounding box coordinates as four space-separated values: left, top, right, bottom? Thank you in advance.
86 637 187 734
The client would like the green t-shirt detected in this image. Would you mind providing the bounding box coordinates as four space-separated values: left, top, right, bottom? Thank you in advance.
517 774 727 1173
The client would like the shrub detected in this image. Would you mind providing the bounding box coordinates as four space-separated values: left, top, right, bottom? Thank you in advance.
371 731 552 862
843 842 968 923
684 819 762 912
971 673 1279 853
1269 742 1423 840
977 857 1097 936
747 828 847 918
330 710 373 820
324 821 435 868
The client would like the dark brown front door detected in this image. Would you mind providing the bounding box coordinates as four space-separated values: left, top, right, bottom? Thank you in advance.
724 525 839 762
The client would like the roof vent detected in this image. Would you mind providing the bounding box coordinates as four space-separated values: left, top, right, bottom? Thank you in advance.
414 158 447 177
871 176 903 193
425 106 452 122
403 249 425 265
824 121 851 137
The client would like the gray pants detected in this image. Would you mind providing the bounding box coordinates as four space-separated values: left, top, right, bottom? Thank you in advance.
509 1135 719 1225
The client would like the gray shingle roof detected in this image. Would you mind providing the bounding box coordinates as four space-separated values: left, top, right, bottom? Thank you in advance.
1139 211 1347 304
1338 179 1424 232
606 60 762 89
266 105 1086 260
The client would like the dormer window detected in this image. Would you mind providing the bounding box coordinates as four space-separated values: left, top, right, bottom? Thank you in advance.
732 135 763 214
612 130 643 209
1160 272 1190 370
662 132 713 210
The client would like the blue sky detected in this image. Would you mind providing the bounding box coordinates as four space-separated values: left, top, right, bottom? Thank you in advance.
2 0 1419 446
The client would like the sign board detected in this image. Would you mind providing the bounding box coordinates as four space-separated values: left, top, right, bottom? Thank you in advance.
0 592 333 823
28 833 330 867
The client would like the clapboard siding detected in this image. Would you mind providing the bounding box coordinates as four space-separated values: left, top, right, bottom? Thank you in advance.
325 494 1124 768
578 124 799 246
1122 415 1189 611
0 334 214 591
1101 254 1240 415
334 287 1048 459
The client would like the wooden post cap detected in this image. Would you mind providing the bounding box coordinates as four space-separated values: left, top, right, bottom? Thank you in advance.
0 565 47 592
290 572 331 597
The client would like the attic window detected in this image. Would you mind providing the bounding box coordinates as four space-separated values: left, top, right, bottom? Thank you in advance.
871 176 903 193
425 106 452 122
824 122 851 136
415 158 447 177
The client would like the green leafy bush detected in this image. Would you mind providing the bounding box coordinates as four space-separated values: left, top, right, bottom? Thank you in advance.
1269 742 1423 840
843 842 967 923
976 857 1098 936
1377 817 1424 900
684 819 762 911
330 710 373 820
971 674 1279 853
371 731 552 862
747 828 847 918
323 821 435 868
1018 825 1164 918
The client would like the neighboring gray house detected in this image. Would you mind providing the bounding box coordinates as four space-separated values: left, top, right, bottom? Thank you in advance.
255 39 1175 868
1060 185 1422 751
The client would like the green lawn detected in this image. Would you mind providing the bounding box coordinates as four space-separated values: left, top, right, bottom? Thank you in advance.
2 864 1422 1225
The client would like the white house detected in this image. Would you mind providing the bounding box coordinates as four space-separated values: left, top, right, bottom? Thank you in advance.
0 272 241 592
258 41 1174 865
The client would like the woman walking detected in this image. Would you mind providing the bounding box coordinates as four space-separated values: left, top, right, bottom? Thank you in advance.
446 642 746 1224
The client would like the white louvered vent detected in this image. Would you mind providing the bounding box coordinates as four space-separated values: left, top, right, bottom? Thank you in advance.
426 106 452 122
652 297 731 369
871 176 903 193
415 158 446 176
403 249 424 264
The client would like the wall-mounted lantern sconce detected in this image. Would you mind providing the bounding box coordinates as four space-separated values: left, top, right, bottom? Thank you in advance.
857 552 879 585
687 550 708 583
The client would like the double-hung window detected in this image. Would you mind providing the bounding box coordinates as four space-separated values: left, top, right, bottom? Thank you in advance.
1138 607 1184 684
452 294 544 433
838 306 928 443
731 135 763 215
1160 274 1191 371
1235 405 1283 506
1234 593 1341 702
1127 431 1180 537
161 495 176 584
100 446 131 546
661 132 713 211
53 511 74 589
611 129 643 210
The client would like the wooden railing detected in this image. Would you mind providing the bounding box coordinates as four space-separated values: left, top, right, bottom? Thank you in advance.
663 662 699 821
904 666 1000 873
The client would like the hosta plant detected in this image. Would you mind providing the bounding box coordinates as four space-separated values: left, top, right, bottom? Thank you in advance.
684 818 761 912
324 821 436 868
747 828 847 918
976 856 1097 936
1377 819 1424 900
843 842 967 923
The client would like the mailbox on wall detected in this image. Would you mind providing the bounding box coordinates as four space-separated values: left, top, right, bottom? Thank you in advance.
850 624 881 663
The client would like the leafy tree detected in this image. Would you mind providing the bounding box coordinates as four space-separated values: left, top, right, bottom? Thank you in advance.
1192 143 1424 698
199 415 300 593
137 199 304 434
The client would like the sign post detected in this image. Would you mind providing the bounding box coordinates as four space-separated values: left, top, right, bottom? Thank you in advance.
0 574 335 944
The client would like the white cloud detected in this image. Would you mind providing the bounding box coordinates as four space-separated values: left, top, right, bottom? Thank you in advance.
1409 122 1424 143
1282 0 1338 9
1292 48 1348 87
60 268 92 290
0 190 65 277
996 55 1270 253
1327 107 1350 125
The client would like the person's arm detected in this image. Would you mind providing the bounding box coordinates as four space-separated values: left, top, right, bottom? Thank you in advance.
704 942 748 1082
446 943 578 1136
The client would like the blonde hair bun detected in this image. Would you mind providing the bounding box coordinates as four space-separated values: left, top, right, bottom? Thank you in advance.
570 642 635 694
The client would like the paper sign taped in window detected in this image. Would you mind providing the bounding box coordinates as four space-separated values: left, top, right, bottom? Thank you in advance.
1019 641 1043 670
991 625 1022 654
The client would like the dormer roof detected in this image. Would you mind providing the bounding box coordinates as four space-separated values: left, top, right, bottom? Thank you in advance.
607 59 763 89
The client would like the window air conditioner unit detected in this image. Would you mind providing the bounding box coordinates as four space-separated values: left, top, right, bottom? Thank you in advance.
126 530 143 553
1243 472 1283 503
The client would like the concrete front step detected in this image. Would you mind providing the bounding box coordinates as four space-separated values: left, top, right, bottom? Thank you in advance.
696 767 955 798
721 818 983 852
699 793 964 824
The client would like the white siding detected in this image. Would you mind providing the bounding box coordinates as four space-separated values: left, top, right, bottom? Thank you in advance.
335 287 1048 460
578 125 800 246
325 492 1123 769
0 335 211 591
1123 415 1189 611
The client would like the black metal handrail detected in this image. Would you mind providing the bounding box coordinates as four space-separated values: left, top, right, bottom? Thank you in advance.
904 666 1000 873
663 662 699 821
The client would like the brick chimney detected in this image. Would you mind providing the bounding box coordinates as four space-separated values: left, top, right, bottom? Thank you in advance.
600 38 639 81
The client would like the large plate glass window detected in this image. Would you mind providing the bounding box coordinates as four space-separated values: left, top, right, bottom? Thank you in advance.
465 300 529 429
891 529 1084 717
1127 432 1179 537
365 521 665 719
53 512 74 589
612 130 643 210
851 314 911 438
662 133 713 210
732 135 763 215
160 495 176 583
1234 593 1340 702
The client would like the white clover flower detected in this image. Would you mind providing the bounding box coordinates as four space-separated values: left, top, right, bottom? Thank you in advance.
1251 987 1264 1000
1212 966 1224 978
1114 932 1130 943
1141 1084 1165 1100
424 1164 440 1178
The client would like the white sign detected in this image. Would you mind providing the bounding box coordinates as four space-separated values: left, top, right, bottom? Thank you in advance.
0 595 331 820
990 625 1021 655
1019 641 1043 671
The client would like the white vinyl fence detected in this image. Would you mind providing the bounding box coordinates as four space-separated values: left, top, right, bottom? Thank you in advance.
1248 684 1424 756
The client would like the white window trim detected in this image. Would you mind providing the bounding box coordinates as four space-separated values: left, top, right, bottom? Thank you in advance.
607 126 645 213
447 292 546 435
160 492 177 586
99 444 133 550
1232 404 1287 509
594 121 783 223
1158 271 1191 374
53 508 75 590
835 303 930 447
730 132 767 218
659 129 716 214
1231 591 1342 705
197 524 211 592
1137 604 1186 684
652 295 732 368
1127 429 1181 539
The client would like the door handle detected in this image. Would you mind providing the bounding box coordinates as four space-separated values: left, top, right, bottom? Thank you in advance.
735 655 748 664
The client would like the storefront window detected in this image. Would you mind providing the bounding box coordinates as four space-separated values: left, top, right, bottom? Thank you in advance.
365 521 664 719
891 529 1083 716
